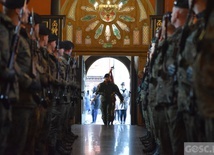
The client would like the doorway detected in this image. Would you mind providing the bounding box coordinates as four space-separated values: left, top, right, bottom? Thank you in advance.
81 57 131 125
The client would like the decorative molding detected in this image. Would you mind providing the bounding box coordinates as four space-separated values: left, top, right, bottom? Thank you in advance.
67 0 78 21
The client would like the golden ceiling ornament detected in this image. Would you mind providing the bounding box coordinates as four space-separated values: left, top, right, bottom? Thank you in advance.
81 0 145 47
99 5 117 22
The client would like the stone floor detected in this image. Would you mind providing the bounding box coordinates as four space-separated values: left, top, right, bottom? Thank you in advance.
71 124 146 155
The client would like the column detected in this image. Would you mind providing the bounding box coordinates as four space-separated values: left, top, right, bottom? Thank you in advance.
51 0 60 15
155 0 165 15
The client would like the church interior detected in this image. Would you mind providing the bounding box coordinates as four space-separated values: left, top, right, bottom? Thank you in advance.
21 0 173 125
3 0 209 155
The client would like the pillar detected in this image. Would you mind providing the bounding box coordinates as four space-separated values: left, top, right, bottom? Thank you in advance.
51 0 60 15
155 0 165 15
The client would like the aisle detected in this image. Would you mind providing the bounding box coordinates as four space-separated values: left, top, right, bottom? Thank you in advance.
71 124 146 155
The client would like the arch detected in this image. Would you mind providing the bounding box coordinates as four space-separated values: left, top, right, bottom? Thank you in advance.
85 56 131 74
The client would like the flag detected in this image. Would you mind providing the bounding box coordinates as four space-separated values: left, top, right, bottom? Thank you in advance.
109 66 114 83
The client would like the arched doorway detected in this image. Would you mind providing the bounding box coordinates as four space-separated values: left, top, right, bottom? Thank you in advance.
82 57 131 124
80 56 138 125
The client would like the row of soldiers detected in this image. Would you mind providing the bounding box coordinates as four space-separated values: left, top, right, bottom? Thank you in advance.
0 0 81 154
137 0 214 154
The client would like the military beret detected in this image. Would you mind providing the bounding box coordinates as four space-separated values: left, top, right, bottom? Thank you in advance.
59 41 65 49
48 34 58 43
39 24 50 35
104 73 110 78
174 0 189 9
28 13 42 25
63 40 74 50
3 0 30 9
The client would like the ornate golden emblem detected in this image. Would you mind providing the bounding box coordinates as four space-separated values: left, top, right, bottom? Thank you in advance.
99 6 117 22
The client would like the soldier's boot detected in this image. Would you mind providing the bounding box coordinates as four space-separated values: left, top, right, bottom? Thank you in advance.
153 144 160 155
140 131 156 154
139 131 151 143
62 136 75 145
67 131 78 139
64 132 78 143
56 140 72 155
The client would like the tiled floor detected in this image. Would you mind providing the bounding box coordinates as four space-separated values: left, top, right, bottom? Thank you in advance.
71 124 146 155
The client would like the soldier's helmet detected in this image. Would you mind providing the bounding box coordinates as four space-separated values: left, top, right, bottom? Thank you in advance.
173 0 189 9
2 0 30 9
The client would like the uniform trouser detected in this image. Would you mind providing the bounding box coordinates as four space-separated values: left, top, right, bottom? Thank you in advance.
23 106 41 155
142 107 150 130
49 102 62 148
205 118 214 142
34 105 52 155
69 101 76 126
60 103 70 140
147 105 157 140
101 101 113 124
183 112 205 142
61 102 73 137
156 107 173 155
5 106 34 155
0 104 12 155
58 103 67 141
110 102 115 123
163 104 186 155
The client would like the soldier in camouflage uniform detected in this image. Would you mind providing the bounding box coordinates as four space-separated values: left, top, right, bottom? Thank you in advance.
139 38 158 154
34 23 51 155
95 73 124 125
57 40 77 154
20 12 44 155
156 14 176 155
193 0 214 142
3 1 44 155
177 0 208 142
148 12 176 155
155 0 189 154
45 33 61 154
0 1 20 154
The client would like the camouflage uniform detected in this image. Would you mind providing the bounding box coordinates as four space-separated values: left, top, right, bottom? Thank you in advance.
96 81 123 125
0 13 19 155
5 27 41 155
34 46 50 155
156 28 186 155
138 58 150 129
149 40 165 143
193 7 214 142
46 50 59 153
177 11 206 142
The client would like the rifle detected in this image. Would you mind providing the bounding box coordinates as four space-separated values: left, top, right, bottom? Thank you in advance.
0 8 24 109
29 9 38 78
62 55 71 102
55 39 61 104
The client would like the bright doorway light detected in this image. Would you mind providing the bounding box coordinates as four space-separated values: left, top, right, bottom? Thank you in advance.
82 57 131 125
